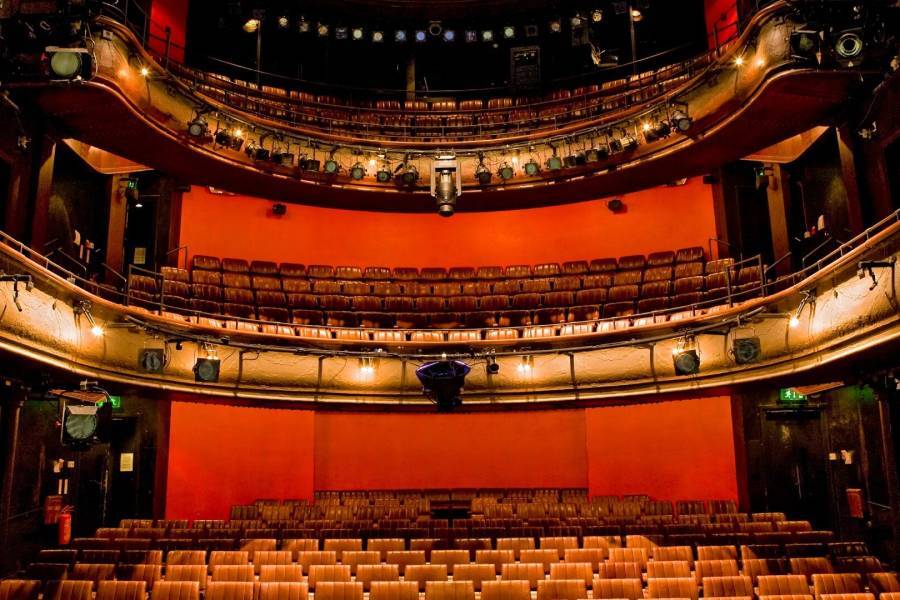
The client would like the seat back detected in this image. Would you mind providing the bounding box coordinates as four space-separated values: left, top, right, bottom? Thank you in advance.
697 560 740 580
647 577 699 600
698 546 738 561
500 563 544 590
297 551 337 572
812 574 863 597
54 582 94 600
307 565 351 589
652 545 693 565
451 564 496 590
791 558 834 580
759 575 813 596
314 582 364 600
205 582 254 600
548 562 593 585
519 549 560 573
597 562 642 579
0 580 40 600
96 582 146 600
646 561 691 579
259 566 304 582
608 547 649 569
385 551 425 575
430 550 469 574
703 576 754 597
424 581 475 600
367 539 405 560
257 583 308 600
369 582 420 600
165 566 207 589
475 550 515 572
167 551 207 567
535 579 586 600
354 565 399 590
405 565 448 591
592 578 643 600
480 581 530 600
209 552 250 570
211 566 255 582
561 548 605 570
539 537 578 558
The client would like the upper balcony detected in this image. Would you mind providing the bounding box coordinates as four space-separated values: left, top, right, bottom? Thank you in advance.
5 1 890 211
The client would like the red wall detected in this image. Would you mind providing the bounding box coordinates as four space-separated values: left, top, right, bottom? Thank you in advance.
585 396 738 501
178 178 718 268
166 401 315 519
314 411 587 490
148 0 187 62
705 0 739 50
164 396 739 515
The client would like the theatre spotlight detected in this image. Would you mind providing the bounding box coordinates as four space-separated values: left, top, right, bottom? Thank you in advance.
349 162 366 180
486 355 500 374
503 26 515 39
609 133 638 153
335 27 349 40
299 155 321 172
591 9 604 22
372 30 384 43
643 120 671 142
517 355 534 374
376 163 392 182
428 22 443 37
584 145 609 162
323 159 339 174
465 31 477 43
298 17 310 33
733 337 762 365
523 158 541 176
482 30 495 42
790 29 821 62
277 16 289 29
475 157 493 185
242 18 260 33
244 141 270 161
674 349 700 374
549 20 562 33
352 27 364 40
497 163 515 181
545 147 563 171
834 29 864 67
400 164 419 186
416 359 471 411
395 30 407 42
431 156 461 217
193 356 220 382
415 30 427 43
271 146 294 167
74 300 103 336
443 29 456 42
671 110 693 132
630 8 643 22
45 46 93 80
187 116 208 138
571 15 584 27
317 23 329 36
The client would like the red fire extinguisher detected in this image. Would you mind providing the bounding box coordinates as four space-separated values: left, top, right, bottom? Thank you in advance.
57 507 73 546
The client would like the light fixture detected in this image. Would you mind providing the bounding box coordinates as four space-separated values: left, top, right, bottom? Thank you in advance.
416 360 470 412
671 110 692 132
643 119 672 142
431 155 461 217
486 355 500 374
545 145 563 170
584 145 609 162
790 290 815 329
465 30 477 43
591 9 603 22
298 17 310 33
609 133 638 153
277 16 289 29
443 29 456 42
428 22 443 37
351 27 364 40
245 141 270 161
517 355 534 374
74 301 104 336
790 30 821 61
755 57 765 68
734 55 744 67
376 163 392 182
335 27 349 40
194 355 220 382
415 30 427 43
571 15 584 27
475 163 492 185
835 29 864 67
524 24 539 38
549 20 562 33
271 147 295 167
45 46 92 80
372 30 384 42
359 356 377 377
400 164 419 186
482 30 495 42
139 66 150 77
733 337 762 365
323 158 340 174
187 116 208 138
317 23 330 36
350 162 366 180
503 26 515 39
395 30 407 42
523 158 541 176
630 8 643 22
243 18 260 33
497 163 514 181
672 337 699 375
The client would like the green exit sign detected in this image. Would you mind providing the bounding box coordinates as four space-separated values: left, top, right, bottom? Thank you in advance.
99 395 123 410
779 388 807 403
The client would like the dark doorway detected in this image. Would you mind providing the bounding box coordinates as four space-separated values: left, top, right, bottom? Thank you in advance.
761 406 834 528
0 159 10 231
885 138 900 211
736 183 775 265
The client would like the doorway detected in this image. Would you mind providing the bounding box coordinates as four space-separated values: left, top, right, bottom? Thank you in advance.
761 406 834 528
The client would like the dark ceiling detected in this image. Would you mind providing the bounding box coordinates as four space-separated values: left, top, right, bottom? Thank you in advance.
185 0 708 96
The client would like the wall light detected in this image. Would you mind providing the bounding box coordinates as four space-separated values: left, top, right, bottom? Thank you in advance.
517 355 534 374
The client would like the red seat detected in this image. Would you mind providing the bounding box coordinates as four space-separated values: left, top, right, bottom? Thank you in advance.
643 267 673 282
308 265 335 279
504 265 532 279
462 282 493 296
448 297 478 312
618 255 646 270
448 268 476 280
533 263 561 277
589 258 617 273
614 270 643 286
283 279 312 294
676 246 705 263
562 261 589 275
372 283 403 297
279 263 307 278
569 305 600 321
543 292 574 307
403 283 432 297
363 267 392 281
421 268 447 281
480 295 510 311
498 310 531 327
392 268 420 281
647 251 675 267
492 281 521 295
521 279 552 294
583 274 613 288
224 287 255 305
222 259 250 274
191 255 221 271
417 297 445 312
287 294 319 309
384 297 415 312
475 267 504 280
256 290 287 307
320 295 352 311
291 310 324 326
641 281 671 298
575 288 608 304
192 284 223 301
352 297 383 312
434 283 462 297
342 282 371 296
250 261 279 276
313 281 342 295
223 273 251 289
192 270 222 286
335 266 363 280
511 293 541 309
675 262 704 278
534 308 567 325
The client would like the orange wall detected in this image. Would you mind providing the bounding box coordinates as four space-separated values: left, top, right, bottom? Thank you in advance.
585 396 739 501
178 178 717 267
165 401 315 519
313 410 587 490
164 396 740 515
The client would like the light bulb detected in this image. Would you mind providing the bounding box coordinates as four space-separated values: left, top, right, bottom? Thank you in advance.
91 325 105 336
789 315 800 328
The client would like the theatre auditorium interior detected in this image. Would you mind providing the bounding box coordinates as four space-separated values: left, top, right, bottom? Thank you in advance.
3 0 900 599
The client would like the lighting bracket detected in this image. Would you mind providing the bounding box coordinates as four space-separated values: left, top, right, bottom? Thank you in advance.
0 273 34 312
858 257 896 291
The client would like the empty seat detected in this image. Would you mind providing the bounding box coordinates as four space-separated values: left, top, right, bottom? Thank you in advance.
704 576 754 597
504 265 532 279
759 575 813 596
257 583 308 600
592 578 643 600
96 582 146 600
369 582 420 600
647 561 691 579
307 565 351 590
647 251 676 267
424 581 474 600
676 247 705 263
405 565 448 591
647 577 698 600
191 256 221 271
451 564 495 590
421 268 447 281
496 539 535 560
259 566 304 582
698 546 738 561
608 547 649 569
480 581 530 600
812 574 863 598
70 564 116 584
0 581 40 600
210 566 254 582
314 582 363 600
51 582 93 600
653 546 693 565
500 564 544 590
597 561 643 579
519 549 560 573
549 563 593 585
563 548 606 570
867 573 900 594
696 560 740 580
165 565 207 589
618 255 646 270
535 579 586 600
792 558 834 580
308 265 335 279
355 565 399 590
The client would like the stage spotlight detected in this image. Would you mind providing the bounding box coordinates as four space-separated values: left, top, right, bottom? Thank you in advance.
323 158 340 174
317 23 329 36
46 46 93 80
503 26 515 39
300 156 320 171
835 29 864 66
571 15 584 27
591 9 603 22
630 8 643 21
335 27 349 40
563 151 586 167
481 30 494 42
349 162 366 180
643 120 671 142
277 16 289 29
517 355 534 374
139 66 150 77
415 30 427 43
549 20 562 33
524 24 539 38
609 134 638 153
432 156 460 217
428 22 443 37
671 110 693 132
372 30 384 42
673 349 700 375
733 55 744 67
790 29 821 61
395 30 407 42
546 153 563 171
523 158 540 176
298 17 310 33
358 356 377 376
733 337 762 365
584 145 609 162
443 29 455 42
244 141 270 161
416 360 470 411
465 30 477 43
486 356 500 374
243 18 260 33
351 27 364 40
271 147 295 167
475 162 492 185
376 165 392 182
187 116 208 138
194 356 220 382
497 163 514 180
399 164 419 186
